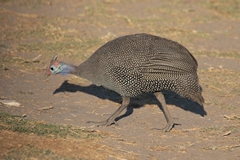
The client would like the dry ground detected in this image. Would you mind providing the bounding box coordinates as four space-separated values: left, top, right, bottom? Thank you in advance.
0 0 240 159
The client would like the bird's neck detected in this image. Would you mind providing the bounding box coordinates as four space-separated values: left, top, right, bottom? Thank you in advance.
59 62 77 75
75 62 98 83
64 61 101 85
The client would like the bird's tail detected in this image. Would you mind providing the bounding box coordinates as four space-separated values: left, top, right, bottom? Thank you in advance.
189 92 204 106
174 77 204 106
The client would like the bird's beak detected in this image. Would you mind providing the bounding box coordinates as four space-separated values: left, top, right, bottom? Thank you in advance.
44 69 51 79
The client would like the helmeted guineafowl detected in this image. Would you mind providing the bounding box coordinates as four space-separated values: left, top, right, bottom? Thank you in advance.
45 33 204 132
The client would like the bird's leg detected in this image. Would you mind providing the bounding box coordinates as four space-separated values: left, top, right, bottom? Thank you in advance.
154 92 175 132
87 96 130 127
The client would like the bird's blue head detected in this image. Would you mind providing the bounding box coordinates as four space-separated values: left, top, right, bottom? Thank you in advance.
45 55 75 78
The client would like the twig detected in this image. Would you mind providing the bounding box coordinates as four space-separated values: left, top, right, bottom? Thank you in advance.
32 54 42 62
37 106 53 111
18 114 27 122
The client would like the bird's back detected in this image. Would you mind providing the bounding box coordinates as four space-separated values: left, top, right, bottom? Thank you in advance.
79 33 203 105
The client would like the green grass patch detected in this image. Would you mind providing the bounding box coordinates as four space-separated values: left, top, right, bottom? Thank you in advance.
200 126 221 133
17 37 103 61
194 51 240 58
2 144 83 160
0 54 42 70
231 88 240 95
222 125 239 133
85 1 111 16
221 105 237 111
200 125 239 133
201 0 240 20
3 145 60 160
0 43 7 48
0 112 102 139
200 70 240 97
123 15 211 45
4 21 69 43
0 0 51 7
0 0 13 2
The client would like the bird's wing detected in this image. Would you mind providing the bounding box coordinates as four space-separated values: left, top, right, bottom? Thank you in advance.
139 51 197 78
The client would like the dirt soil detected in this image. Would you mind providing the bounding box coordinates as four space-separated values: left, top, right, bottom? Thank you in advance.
0 0 240 159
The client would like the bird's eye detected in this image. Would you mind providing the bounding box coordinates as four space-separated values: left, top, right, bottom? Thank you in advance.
50 67 54 71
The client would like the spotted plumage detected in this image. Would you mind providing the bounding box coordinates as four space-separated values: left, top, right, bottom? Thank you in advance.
45 33 204 132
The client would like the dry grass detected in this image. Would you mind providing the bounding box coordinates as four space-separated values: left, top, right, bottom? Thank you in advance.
0 112 137 159
199 68 240 110
1 0 239 65
0 130 136 160
200 69 240 97
201 0 240 20
0 0 240 159
194 51 240 58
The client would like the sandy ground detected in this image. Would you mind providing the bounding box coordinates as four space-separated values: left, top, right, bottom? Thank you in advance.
0 0 240 159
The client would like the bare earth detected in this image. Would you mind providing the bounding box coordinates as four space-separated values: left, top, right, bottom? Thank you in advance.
0 0 240 159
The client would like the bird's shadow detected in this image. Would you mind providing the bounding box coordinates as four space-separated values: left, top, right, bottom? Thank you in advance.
53 80 207 122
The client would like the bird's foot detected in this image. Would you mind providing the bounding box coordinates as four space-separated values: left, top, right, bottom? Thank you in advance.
87 119 117 127
152 122 181 132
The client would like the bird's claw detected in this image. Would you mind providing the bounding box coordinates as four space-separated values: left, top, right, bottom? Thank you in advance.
87 119 118 127
152 122 180 132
